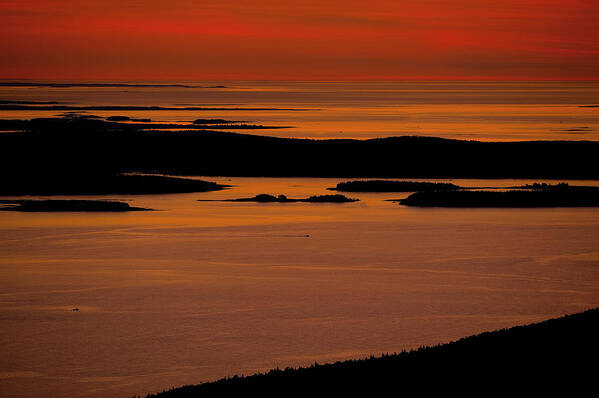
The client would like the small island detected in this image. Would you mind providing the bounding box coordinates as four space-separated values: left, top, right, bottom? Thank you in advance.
193 118 240 125
0 199 151 212
106 115 132 121
210 194 359 203
331 180 460 192
398 183 599 207
0 174 227 196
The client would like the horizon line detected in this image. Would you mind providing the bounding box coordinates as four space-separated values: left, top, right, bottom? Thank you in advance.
2 78 599 83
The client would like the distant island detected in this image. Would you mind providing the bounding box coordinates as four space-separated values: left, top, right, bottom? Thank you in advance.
0 105 305 111
209 194 358 203
0 116 288 132
145 307 599 397
0 174 226 196
0 100 63 105
193 118 241 125
331 180 460 192
398 183 599 207
0 199 151 212
106 115 152 122
0 82 222 89
1 117 599 195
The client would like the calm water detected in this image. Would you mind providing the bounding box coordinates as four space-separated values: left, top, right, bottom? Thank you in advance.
1 177 599 397
1 81 599 140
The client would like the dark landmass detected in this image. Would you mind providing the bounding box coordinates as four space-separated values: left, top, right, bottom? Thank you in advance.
193 118 240 125
104 116 153 123
0 82 215 88
0 100 63 104
0 117 288 132
106 115 132 121
175 103 239 107
216 194 358 203
303 194 358 203
146 308 599 397
0 105 306 111
1 117 599 186
0 199 150 212
0 174 226 196
516 182 569 190
55 113 103 119
331 180 460 192
138 125 287 131
152 124 288 130
563 126 591 133
399 183 599 207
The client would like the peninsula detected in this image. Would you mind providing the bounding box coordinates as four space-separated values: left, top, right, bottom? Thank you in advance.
146 308 599 396
0 199 151 212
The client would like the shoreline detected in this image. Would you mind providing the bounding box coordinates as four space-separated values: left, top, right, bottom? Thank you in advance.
146 308 599 396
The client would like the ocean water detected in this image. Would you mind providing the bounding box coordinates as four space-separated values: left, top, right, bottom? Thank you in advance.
1 81 598 140
1 177 599 397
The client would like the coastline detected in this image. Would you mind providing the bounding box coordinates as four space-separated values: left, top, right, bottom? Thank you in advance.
146 308 599 396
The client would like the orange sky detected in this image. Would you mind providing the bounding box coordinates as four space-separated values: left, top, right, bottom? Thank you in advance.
1 0 598 80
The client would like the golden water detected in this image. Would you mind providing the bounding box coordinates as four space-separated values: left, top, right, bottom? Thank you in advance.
1 178 599 397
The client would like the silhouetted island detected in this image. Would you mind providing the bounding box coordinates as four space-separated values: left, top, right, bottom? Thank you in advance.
145 308 599 397
0 116 287 132
0 174 226 196
0 100 63 105
2 117 599 188
0 104 306 111
0 82 219 88
302 194 358 203
399 183 599 207
56 113 103 119
193 118 240 125
515 182 573 190
106 115 132 121
0 199 151 212
215 194 358 203
104 115 152 123
331 180 460 192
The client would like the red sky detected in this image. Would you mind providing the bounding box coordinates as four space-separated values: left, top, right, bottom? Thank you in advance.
1 0 598 80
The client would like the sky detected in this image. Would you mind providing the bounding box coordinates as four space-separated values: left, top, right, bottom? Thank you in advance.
1 0 598 80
